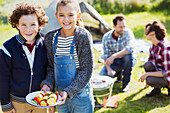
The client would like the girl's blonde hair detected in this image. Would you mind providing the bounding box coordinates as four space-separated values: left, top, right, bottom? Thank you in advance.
56 0 84 27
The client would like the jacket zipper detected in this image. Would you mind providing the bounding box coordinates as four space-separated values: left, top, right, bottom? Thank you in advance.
29 69 33 93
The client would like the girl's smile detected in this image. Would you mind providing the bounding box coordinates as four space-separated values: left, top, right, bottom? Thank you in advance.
56 4 78 31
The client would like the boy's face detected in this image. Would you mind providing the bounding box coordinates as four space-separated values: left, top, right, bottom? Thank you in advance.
16 14 40 43
56 4 80 31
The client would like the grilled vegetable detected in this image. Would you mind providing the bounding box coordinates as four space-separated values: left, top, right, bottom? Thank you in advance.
31 99 38 105
33 97 41 104
47 97 56 105
31 91 59 106
40 100 48 106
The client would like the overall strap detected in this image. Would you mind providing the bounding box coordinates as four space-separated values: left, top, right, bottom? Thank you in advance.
53 30 61 54
70 36 75 55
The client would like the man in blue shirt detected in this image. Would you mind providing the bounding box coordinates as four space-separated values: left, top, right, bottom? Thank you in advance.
99 14 136 92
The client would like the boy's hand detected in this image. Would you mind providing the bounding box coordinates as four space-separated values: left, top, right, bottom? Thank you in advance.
41 84 50 92
3 108 16 113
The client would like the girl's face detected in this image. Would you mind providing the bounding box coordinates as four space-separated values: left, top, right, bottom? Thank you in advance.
56 4 79 30
17 14 40 43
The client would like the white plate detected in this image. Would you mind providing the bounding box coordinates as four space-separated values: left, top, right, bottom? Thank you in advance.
25 91 62 108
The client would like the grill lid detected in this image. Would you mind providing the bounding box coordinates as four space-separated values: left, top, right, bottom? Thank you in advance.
92 76 114 90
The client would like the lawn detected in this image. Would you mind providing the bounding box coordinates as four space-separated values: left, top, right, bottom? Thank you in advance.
0 12 170 113
93 50 170 113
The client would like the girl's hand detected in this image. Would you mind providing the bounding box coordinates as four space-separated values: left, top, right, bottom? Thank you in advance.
3 108 16 113
58 91 68 105
41 84 50 92
48 107 55 113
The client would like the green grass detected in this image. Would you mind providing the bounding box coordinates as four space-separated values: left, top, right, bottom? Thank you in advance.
93 50 170 113
0 24 17 46
0 12 170 113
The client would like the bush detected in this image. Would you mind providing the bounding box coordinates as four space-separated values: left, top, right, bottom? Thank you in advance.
125 1 150 13
114 1 125 13
91 0 151 14
0 12 8 24
93 3 102 14
151 0 170 11
90 0 170 14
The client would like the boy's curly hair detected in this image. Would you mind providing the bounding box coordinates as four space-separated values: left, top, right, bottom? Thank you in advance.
9 2 48 30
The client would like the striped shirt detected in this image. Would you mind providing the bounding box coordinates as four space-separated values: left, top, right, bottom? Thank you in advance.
148 40 170 86
55 36 79 68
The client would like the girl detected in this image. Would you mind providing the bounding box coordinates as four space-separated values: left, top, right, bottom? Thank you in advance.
41 0 94 112
0 2 48 113
139 21 170 97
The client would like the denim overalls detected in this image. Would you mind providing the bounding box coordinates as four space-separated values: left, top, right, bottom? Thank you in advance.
53 30 94 113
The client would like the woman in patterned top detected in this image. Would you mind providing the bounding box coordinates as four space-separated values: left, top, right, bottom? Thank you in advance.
139 21 170 97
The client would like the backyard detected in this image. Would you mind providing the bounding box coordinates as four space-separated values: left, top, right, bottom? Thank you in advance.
0 0 170 113
0 11 170 113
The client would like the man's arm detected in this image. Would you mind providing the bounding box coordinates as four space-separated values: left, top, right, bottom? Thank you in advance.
105 48 130 64
104 59 116 76
104 48 130 76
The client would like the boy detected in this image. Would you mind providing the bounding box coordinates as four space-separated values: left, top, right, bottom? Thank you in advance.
0 2 48 113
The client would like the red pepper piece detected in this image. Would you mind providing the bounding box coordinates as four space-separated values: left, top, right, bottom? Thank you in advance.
55 91 59 99
34 97 41 104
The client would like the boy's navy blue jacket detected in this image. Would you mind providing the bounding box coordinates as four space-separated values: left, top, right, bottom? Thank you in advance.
0 33 47 112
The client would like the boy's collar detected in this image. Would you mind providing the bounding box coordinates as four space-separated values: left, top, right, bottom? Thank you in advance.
16 32 41 44
19 33 27 44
